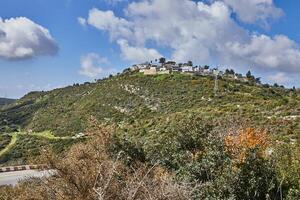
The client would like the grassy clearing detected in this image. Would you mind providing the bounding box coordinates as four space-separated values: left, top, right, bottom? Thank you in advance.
0 131 78 163
0 131 83 165
0 133 17 157
19 131 73 140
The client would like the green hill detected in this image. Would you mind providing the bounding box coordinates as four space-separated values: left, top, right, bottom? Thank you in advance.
0 72 299 164
1 72 300 199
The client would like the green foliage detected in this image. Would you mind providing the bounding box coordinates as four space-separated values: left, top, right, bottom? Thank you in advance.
154 74 170 81
233 149 278 200
109 133 146 165
1 73 299 138
286 187 300 200
275 142 300 199
0 133 81 165
159 57 166 64
0 134 11 151
0 134 48 164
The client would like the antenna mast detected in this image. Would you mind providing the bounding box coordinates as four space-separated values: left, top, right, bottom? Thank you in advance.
214 68 219 96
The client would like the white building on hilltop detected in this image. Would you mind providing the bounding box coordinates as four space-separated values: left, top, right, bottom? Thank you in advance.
181 65 193 73
142 66 157 75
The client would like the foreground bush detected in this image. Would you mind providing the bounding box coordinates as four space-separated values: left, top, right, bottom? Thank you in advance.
0 125 197 200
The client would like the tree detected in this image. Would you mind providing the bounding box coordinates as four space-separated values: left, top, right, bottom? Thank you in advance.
122 68 131 74
225 69 235 75
187 61 193 66
236 73 243 78
246 70 252 78
159 57 166 64
246 70 256 82
204 65 210 70
255 77 261 84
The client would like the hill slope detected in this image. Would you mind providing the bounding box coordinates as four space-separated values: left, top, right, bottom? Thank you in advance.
0 72 299 164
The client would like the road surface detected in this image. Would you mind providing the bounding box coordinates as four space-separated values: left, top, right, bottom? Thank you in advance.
0 170 53 186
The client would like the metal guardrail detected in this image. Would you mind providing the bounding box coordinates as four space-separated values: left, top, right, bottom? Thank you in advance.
0 165 49 173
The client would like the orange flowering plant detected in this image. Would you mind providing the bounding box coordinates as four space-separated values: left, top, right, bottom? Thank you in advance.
224 127 269 163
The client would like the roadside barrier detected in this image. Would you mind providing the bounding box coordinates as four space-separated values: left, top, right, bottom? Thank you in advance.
0 165 49 173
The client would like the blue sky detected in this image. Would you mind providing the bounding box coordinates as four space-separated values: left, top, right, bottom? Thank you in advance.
0 0 300 98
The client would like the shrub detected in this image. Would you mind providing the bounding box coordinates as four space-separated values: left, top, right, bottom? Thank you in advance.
233 149 278 200
0 125 197 200
224 127 269 163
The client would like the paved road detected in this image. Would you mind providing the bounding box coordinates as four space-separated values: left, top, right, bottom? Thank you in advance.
0 170 53 186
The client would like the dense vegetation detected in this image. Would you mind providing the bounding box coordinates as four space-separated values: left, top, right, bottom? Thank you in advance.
0 72 300 199
0 134 11 152
1 72 299 137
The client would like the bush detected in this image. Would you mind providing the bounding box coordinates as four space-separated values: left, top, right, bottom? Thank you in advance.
233 149 278 200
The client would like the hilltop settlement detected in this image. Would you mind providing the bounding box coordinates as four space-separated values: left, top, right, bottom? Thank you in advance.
128 57 263 84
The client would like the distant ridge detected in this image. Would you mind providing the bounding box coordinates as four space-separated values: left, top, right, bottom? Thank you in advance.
0 98 15 107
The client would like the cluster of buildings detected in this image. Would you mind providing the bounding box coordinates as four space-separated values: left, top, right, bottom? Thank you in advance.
130 61 216 75
129 60 249 82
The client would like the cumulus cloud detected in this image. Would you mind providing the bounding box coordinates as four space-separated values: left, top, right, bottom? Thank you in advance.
117 39 162 63
210 0 283 25
267 72 289 84
0 17 58 60
79 53 116 78
79 53 106 78
226 35 300 73
82 0 300 77
87 8 132 41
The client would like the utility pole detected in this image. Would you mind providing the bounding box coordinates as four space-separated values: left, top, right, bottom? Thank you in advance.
214 68 219 96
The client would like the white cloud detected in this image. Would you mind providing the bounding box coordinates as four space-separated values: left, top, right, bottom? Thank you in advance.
0 83 61 98
117 39 162 63
78 17 87 26
82 0 300 77
0 17 58 60
210 0 283 25
79 53 106 78
226 34 300 73
87 8 132 40
79 53 116 78
103 0 127 5
268 72 289 84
